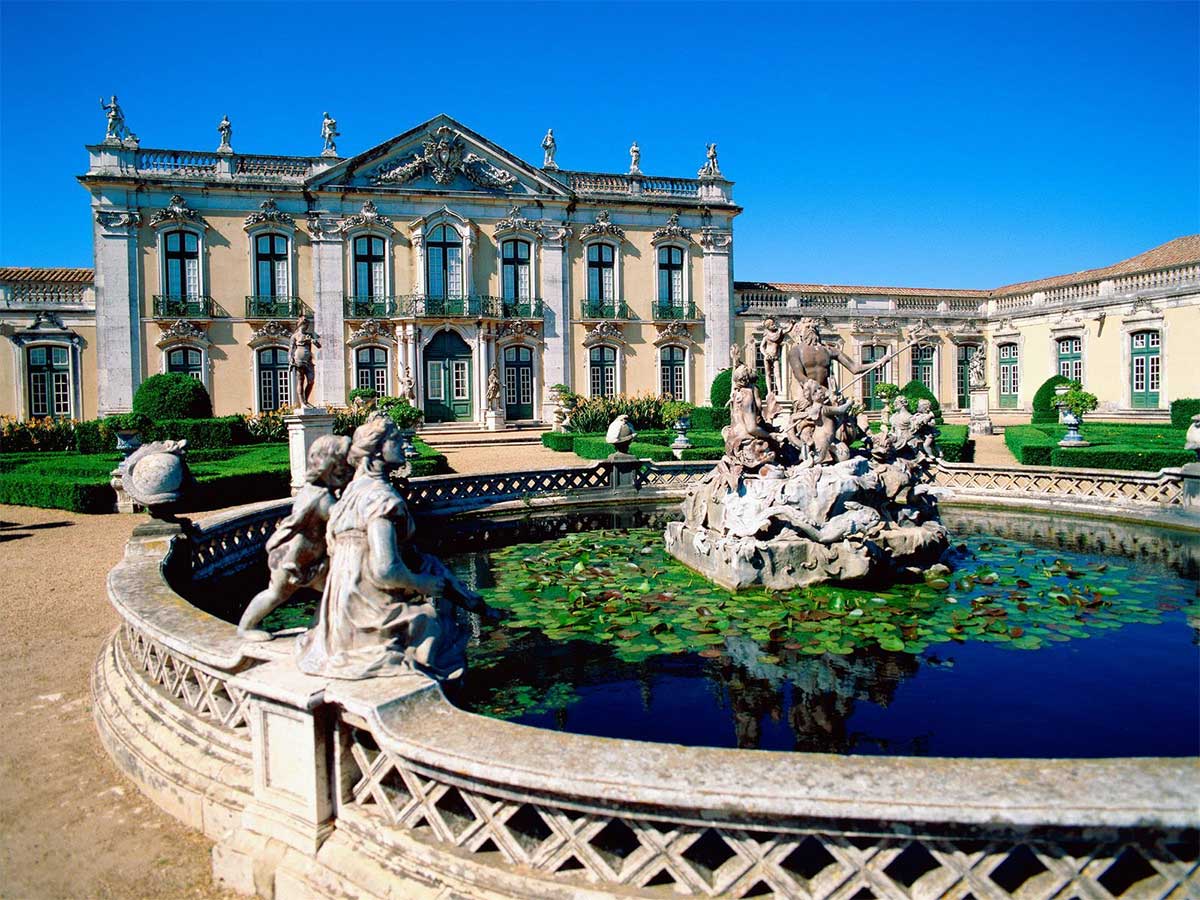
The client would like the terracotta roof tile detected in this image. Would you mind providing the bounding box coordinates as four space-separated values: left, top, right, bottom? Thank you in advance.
0 267 94 284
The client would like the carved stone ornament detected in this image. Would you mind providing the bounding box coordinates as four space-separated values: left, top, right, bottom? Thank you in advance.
1129 296 1157 316
244 199 294 229
994 318 1016 335
248 319 294 349
8 311 82 348
652 213 692 244
699 227 732 251
583 320 625 347
95 209 141 231
348 318 396 347
306 212 341 241
155 319 210 350
494 205 542 238
371 126 518 190
339 200 394 234
653 321 695 346
149 194 204 228
498 320 541 341
580 211 626 241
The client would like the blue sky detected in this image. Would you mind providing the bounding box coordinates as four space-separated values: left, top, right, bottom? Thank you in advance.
1 1 1196 288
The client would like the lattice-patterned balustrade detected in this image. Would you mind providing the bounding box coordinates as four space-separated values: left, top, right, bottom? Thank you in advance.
189 507 289 580
402 464 618 513
336 726 1198 899
934 463 1184 507
121 624 251 732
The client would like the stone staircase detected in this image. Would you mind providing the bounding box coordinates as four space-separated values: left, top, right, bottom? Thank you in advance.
417 421 550 450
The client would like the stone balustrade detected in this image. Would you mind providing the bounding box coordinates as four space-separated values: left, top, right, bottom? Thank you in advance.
1 281 93 308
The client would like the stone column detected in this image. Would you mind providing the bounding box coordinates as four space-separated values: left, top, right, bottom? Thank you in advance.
94 208 143 414
701 228 735 391
284 409 334 493
310 217 346 408
540 224 572 424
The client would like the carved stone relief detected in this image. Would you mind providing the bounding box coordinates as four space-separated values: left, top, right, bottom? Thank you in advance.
245 199 294 229
652 213 692 244
580 211 625 241
339 200 394 234
149 195 204 229
583 320 625 347
371 126 518 190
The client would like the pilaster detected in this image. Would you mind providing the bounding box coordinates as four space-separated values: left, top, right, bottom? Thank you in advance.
309 216 346 407
540 223 572 423
700 227 735 391
94 207 143 414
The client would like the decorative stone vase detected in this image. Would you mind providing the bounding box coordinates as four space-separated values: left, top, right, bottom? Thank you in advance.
400 428 419 459
671 416 692 450
1055 384 1071 424
114 429 142 459
1058 409 1089 447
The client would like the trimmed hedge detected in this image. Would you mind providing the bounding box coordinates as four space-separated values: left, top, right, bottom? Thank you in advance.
571 435 674 462
133 373 213 420
936 424 974 463
1170 398 1200 428
1032 375 1072 424
1049 446 1194 471
1004 425 1058 465
689 406 731 432
541 431 576 452
1006 423 1191 470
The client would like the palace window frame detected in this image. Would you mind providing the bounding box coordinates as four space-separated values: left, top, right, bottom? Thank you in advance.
658 344 689 401
860 342 890 411
166 346 204 380
656 244 687 311
351 234 389 301
582 239 623 309
910 343 937 395
255 345 292 413
355 345 392 398
1056 335 1083 383
588 344 620 398
158 227 205 301
501 238 533 303
24 343 74 419
997 342 1020 408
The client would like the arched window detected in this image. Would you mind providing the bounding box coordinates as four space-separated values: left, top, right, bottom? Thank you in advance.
998 343 1019 408
911 344 935 392
167 347 203 380
356 346 389 397
586 244 616 306
589 345 617 398
426 225 463 300
26 345 71 418
501 239 531 303
1130 330 1160 408
164 230 200 299
353 236 386 300
1057 337 1082 381
257 347 290 412
861 344 888 410
254 234 289 298
657 246 684 314
659 345 686 399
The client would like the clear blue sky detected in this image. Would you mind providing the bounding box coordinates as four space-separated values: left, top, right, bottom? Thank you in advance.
1 1 1196 288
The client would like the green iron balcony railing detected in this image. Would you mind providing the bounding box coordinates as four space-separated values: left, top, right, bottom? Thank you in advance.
245 295 303 318
410 295 496 318
653 301 702 321
500 297 544 319
580 299 633 320
153 295 213 318
343 295 397 318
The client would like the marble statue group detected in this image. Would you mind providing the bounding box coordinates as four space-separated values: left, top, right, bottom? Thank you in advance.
665 317 948 589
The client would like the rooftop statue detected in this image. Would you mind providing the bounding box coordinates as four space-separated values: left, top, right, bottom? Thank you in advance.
541 128 557 169
698 142 722 178
100 95 134 145
321 111 340 157
216 114 232 153
629 141 641 175
289 316 320 409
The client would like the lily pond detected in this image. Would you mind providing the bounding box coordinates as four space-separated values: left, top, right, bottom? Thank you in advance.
234 505 1200 758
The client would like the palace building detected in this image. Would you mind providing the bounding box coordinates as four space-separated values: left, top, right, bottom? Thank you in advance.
0 111 1197 425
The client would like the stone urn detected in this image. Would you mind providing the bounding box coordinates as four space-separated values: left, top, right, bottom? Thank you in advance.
671 415 692 450
114 428 142 459
1058 409 1089 447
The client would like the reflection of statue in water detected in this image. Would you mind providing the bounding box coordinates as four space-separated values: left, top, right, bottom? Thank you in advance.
238 436 352 641
289 316 320 408
758 317 794 394
296 414 491 680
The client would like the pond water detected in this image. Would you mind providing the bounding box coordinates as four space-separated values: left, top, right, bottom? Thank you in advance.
195 505 1200 758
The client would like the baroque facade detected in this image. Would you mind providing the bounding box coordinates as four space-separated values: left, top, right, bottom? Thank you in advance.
0 108 1197 425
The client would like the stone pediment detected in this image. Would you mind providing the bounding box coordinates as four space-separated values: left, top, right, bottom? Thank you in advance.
307 115 570 198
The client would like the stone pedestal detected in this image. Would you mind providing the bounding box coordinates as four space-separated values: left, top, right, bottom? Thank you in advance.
285 408 334 495
968 387 994 435
485 407 505 432
1181 462 1200 513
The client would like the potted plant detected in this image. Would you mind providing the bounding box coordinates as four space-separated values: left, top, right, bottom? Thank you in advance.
1055 381 1099 446
379 397 425 458
662 400 695 450
105 412 152 458
873 382 900 419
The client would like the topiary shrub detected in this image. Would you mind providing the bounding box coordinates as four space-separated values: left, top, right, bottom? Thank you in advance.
133 373 212 420
709 367 768 410
1032 374 1072 424
1170 398 1200 429
899 380 943 425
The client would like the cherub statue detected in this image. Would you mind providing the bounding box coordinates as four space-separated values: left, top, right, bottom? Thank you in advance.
794 382 853 465
541 128 557 169
217 114 232 153
724 344 776 454
486 365 502 410
887 395 915 448
910 398 941 459
289 316 320 408
321 112 340 156
296 414 492 680
238 435 353 642
758 317 795 394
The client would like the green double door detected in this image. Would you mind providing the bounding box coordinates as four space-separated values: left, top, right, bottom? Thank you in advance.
503 346 534 421
425 330 473 422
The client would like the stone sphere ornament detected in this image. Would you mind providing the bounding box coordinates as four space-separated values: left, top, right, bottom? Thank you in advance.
119 439 195 518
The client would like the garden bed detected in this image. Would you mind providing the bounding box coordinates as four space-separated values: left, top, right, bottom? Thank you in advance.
1004 423 1192 470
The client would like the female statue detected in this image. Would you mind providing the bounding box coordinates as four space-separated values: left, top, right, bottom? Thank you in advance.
296 413 488 680
238 435 352 641
289 316 320 408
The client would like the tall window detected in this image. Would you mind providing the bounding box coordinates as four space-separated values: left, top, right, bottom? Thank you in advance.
257 347 290 412
164 230 200 298
1130 330 1161 408
589 345 616 397
353 236 386 299
356 347 389 397
255 234 288 297
1057 337 1083 381
586 244 615 301
998 343 1019 408
501 239 531 302
657 246 684 309
426 225 463 299
27 346 71 418
861 344 888 410
167 347 203 380
911 345 935 392
660 346 686 399
956 344 979 408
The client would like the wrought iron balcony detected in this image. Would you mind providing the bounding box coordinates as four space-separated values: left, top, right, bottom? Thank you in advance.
245 295 302 319
153 295 213 318
499 298 544 319
580 299 633 320
406 295 497 318
653 301 702 321
343 295 397 318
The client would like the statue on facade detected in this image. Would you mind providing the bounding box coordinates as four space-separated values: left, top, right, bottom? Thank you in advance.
486 365 502 410
321 112 340 157
629 141 641 175
238 435 353 641
100 95 132 144
968 346 987 388
541 128 557 169
758 317 795 394
216 114 233 153
699 142 721 177
398 363 416 401
289 316 321 409
295 414 492 681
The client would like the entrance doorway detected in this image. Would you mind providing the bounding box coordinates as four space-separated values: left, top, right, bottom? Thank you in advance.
503 345 534 420
956 344 979 408
424 330 472 422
